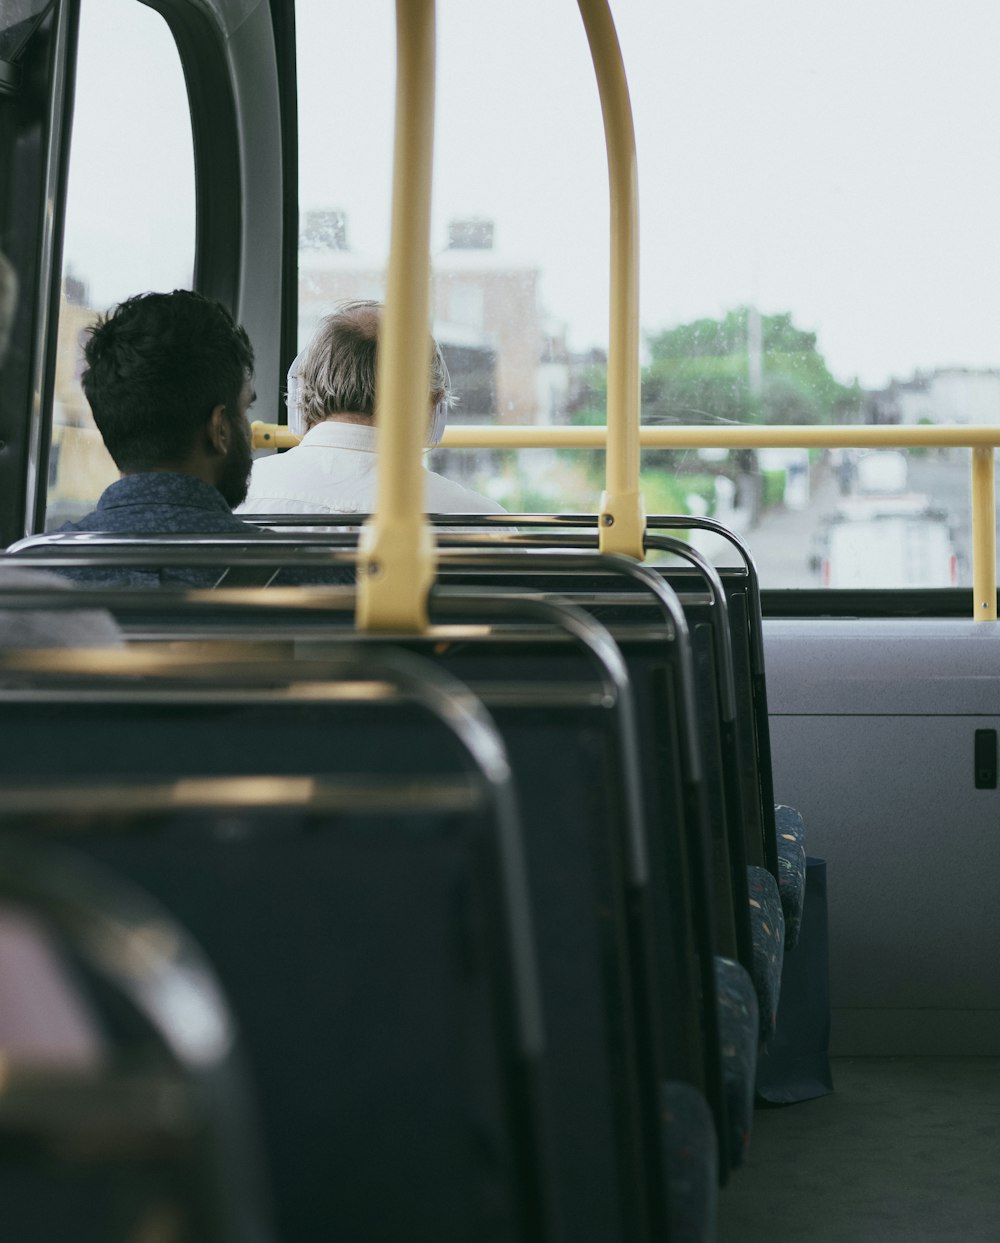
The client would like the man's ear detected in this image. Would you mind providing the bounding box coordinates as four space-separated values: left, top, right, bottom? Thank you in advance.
206 404 229 456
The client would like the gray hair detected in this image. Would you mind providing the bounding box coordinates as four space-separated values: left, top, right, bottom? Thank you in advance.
298 299 451 431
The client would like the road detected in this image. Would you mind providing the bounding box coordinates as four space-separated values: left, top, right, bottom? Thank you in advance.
699 451 978 590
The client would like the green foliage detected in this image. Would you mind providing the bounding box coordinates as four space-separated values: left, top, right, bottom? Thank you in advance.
762 469 786 509
569 405 608 428
639 469 716 516
497 307 858 512
482 446 717 521
643 305 860 427
908 418 933 457
485 449 602 513
649 307 818 360
643 352 759 425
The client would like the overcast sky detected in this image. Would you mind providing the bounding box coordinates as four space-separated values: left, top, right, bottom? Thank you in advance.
62 0 1000 390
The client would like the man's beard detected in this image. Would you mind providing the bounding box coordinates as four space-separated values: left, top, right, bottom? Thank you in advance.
218 421 253 508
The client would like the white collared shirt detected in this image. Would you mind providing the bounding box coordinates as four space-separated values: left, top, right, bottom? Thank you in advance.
238 420 508 517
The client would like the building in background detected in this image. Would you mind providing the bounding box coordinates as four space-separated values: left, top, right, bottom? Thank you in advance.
430 217 539 424
47 273 118 525
298 210 559 426
866 367 1000 426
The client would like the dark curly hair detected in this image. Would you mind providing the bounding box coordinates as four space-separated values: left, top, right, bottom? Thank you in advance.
81 290 254 472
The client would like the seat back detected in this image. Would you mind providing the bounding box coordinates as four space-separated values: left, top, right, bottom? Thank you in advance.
0 646 550 1243
0 549 727 1195
0 833 273 1243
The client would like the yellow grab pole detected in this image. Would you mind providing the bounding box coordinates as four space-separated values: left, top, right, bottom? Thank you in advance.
971 446 997 621
355 0 437 632
577 0 645 559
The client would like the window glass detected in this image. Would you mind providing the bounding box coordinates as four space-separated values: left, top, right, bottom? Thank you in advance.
297 1 1000 588
47 0 195 528
297 0 608 511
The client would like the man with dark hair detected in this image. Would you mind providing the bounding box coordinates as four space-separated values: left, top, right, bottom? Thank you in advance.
66 289 256 531
54 290 348 587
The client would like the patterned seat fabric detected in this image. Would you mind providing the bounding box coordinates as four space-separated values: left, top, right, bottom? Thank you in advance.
746 865 785 1042
713 956 758 1169
661 1080 718 1243
774 804 807 950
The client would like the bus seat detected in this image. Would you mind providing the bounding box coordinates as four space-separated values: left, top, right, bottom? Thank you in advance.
661 1079 718 1243
13 508 806 971
0 554 746 1196
714 956 759 1168
426 546 784 1063
5 530 353 589
747 865 786 1041
775 804 807 949
425 572 756 1185
0 834 273 1243
407 592 684 1231
0 648 552 1243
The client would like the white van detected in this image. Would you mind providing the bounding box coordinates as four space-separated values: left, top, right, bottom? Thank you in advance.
854 450 909 495
821 510 958 588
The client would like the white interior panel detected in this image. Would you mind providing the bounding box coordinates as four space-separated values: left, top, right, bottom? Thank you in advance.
764 618 1000 1053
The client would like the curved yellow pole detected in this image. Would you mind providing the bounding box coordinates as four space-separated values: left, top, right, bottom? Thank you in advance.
577 0 645 559
355 0 437 632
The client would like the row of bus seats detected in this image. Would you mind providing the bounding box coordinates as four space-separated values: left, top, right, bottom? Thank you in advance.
0 512 808 1242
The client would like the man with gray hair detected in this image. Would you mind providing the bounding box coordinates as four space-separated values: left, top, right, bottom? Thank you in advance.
238 300 507 518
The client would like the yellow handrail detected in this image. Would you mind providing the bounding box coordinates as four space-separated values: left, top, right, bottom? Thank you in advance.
577 0 645 559
354 0 437 633
458 422 996 620
253 421 1000 452
253 419 999 620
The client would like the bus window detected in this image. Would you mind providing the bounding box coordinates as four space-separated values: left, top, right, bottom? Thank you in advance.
46 0 195 530
297 3 1000 592
295 0 610 509
624 4 1000 591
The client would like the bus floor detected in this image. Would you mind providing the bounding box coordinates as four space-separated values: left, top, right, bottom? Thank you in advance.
717 1056 1000 1242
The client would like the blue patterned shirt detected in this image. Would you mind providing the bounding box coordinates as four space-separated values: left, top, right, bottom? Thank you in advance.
57 473 350 588
63 473 254 536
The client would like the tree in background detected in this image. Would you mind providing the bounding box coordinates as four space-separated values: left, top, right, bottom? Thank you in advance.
642 306 861 426
564 363 719 514
558 307 862 519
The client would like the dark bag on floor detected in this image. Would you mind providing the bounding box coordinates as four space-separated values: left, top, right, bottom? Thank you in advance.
755 857 833 1105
